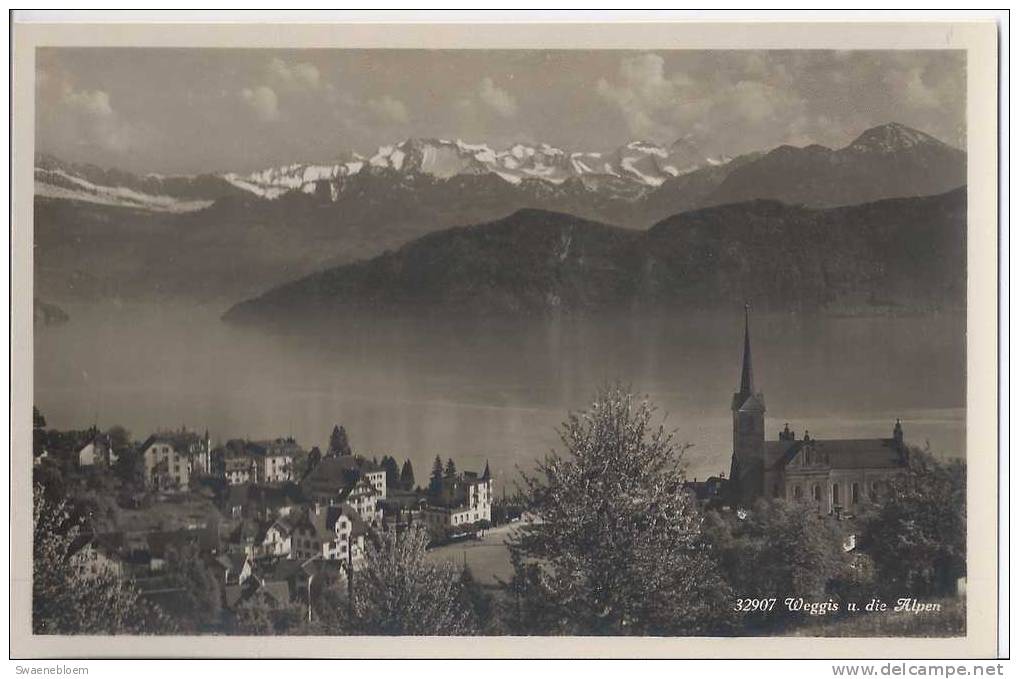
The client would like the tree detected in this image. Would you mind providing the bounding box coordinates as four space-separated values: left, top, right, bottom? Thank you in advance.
504 385 735 635
32 486 170 634
444 458 457 477
862 450 966 596
380 455 400 490
460 565 499 634
229 595 306 636
105 425 131 457
328 425 352 457
701 499 845 629
299 446 322 480
399 459 415 491
112 445 145 491
164 542 223 632
429 455 444 495
335 524 475 635
33 407 47 459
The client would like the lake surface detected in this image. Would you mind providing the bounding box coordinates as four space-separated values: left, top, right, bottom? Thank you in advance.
34 303 966 491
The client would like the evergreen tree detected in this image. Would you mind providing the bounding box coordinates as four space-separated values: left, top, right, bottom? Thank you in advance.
504 385 735 636
380 456 400 489
445 458 457 477
429 456 444 494
328 425 352 457
400 459 415 491
305 446 322 475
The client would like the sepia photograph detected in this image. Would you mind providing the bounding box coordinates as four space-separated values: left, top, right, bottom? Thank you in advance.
9 15 1002 660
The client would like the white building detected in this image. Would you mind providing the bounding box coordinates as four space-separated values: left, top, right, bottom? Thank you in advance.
255 438 299 484
224 456 256 486
420 463 493 534
77 434 114 469
140 431 208 490
265 504 368 571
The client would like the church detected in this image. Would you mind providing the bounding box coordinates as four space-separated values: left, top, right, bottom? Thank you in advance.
728 306 911 512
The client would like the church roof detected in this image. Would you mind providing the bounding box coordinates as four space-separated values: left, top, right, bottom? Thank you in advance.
739 303 754 394
736 393 766 413
770 438 907 471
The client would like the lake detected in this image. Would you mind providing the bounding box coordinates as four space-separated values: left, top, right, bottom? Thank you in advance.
33 303 966 490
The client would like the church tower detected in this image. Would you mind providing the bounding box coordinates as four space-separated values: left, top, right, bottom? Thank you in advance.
728 304 766 504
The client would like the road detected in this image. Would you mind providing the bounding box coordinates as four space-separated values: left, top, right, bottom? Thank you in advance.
424 522 521 586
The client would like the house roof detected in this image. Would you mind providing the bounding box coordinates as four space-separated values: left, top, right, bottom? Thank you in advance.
211 551 249 574
288 502 370 542
76 434 111 454
257 438 303 457
225 457 255 473
139 431 204 454
337 477 379 502
144 525 221 558
68 530 128 558
682 476 727 501
259 580 292 606
303 457 382 501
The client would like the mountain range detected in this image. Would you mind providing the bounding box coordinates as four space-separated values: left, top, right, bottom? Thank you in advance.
34 122 966 306
224 187 966 323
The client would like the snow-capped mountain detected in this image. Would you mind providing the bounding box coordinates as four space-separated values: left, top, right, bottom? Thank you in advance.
219 137 724 200
844 121 948 154
34 153 245 212
33 122 966 306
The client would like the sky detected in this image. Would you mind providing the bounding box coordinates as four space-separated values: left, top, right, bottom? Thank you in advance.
36 48 966 175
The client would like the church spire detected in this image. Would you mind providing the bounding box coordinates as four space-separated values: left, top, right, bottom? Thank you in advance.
739 302 754 395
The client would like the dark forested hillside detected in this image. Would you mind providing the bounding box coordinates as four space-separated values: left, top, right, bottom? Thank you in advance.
223 188 966 323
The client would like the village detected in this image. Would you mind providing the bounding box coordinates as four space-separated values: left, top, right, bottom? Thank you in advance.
32 412 523 629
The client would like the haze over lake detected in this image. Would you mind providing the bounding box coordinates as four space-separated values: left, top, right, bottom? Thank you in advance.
34 303 965 488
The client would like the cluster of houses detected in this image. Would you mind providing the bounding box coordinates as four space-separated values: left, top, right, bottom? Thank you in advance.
69 425 495 617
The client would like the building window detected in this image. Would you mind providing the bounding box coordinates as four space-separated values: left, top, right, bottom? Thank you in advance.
812 485 821 502
852 483 860 504
832 484 840 507
793 485 803 499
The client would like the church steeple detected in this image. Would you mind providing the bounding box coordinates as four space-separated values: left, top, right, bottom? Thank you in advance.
730 303 766 506
739 302 754 396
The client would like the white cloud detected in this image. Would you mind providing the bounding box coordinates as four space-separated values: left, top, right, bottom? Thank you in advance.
885 66 944 110
597 52 807 151
267 57 321 90
38 77 139 153
241 86 280 122
60 85 114 119
477 77 518 118
596 53 696 141
366 95 410 124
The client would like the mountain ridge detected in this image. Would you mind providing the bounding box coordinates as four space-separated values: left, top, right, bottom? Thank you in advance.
223 187 967 323
36 122 963 213
34 122 968 305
